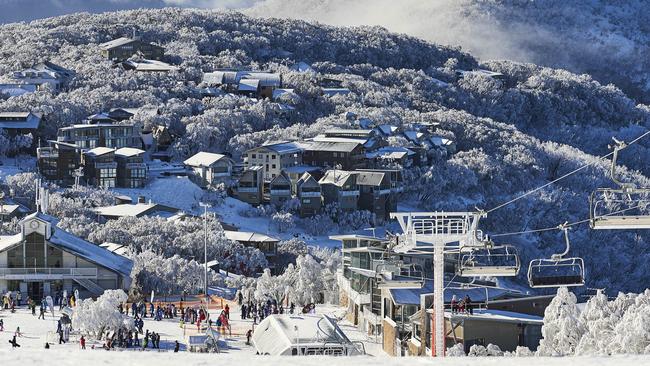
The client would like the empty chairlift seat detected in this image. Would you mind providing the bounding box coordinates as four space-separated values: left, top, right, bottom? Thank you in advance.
590 188 650 229
527 257 585 288
457 245 520 277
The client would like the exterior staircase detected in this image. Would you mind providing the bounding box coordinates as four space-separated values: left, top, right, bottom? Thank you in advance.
73 278 104 297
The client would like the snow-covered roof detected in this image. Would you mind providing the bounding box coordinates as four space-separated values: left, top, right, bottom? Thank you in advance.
17 213 132 277
238 78 260 91
282 165 320 174
430 136 454 147
123 59 177 72
354 171 385 186
0 112 42 130
272 88 296 100
84 147 115 157
257 141 305 154
366 146 415 160
95 203 179 219
290 61 314 73
0 84 37 97
224 230 279 243
311 135 368 145
0 204 20 215
99 242 130 257
319 170 355 187
99 37 136 50
252 314 355 356
183 152 230 167
403 130 424 142
322 87 351 96
389 279 512 306
114 147 144 158
376 124 398 136
306 141 360 153
0 233 23 252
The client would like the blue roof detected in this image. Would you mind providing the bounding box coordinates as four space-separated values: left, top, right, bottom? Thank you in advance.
389 279 513 305
23 213 133 277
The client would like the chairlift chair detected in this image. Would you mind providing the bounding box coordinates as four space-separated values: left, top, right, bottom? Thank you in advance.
590 138 650 229
527 225 585 288
457 244 521 277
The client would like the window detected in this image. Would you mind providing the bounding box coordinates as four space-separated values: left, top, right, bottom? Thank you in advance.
251 154 256 159
272 164 276 169
271 155 277 160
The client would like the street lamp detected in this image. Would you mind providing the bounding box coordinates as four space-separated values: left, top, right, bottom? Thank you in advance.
199 202 211 304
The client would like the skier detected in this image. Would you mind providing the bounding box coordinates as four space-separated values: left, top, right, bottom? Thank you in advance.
224 304 230 320
0 319 4 331
15 326 22 337
8 335 20 348
38 304 45 320
174 340 180 353
80 335 86 350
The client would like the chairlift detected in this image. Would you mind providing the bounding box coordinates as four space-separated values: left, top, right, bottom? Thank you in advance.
375 261 425 289
527 225 585 288
590 138 650 229
457 243 520 277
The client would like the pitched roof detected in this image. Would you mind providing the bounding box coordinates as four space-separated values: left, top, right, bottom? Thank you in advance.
0 112 42 130
99 37 136 50
122 59 177 72
250 141 305 155
95 203 179 218
15 213 132 276
319 170 355 187
366 146 415 160
184 152 230 167
354 171 385 186
224 230 279 243
306 141 360 153
238 78 260 91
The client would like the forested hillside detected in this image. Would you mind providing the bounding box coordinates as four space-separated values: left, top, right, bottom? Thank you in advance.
1 8 649 293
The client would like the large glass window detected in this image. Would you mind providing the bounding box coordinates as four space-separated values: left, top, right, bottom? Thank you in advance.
47 244 63 268
24 232 45 268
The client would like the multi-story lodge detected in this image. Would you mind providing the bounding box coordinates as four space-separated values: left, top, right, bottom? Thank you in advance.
0 112 42 137
10 62 74 91
302 141 366 170
355 170 394 223
114 148 147 188
318 170 359 211
81 147 117 188
99 37 164 61
269 172 292 207
296 172 322 217
57 122 141 149
37 141 82 186
0 212 133 299
236 166 264 205
243 141 304 182
183 152 234 188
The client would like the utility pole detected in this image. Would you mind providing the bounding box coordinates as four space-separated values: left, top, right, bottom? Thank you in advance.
199 202 211 304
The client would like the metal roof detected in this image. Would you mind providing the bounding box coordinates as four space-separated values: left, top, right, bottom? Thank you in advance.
183 152 230 167
306 141 360 153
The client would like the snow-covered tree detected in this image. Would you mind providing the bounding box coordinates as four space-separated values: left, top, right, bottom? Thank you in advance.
537 287 585 356
72 289 133 339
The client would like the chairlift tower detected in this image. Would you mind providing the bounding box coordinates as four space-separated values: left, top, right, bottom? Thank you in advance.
389 211 484 357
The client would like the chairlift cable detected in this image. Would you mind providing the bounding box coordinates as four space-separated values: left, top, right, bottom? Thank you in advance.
485 129 650 215
490 204 645 238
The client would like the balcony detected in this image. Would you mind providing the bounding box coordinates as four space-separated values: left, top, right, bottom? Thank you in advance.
339 190 360 197
300 191 321 198
238 187 260 193
211 171 231 177
270 189 291 195
0 267 98 280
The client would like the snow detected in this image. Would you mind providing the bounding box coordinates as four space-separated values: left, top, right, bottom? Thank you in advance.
114 147 145 157
112 176 204 212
